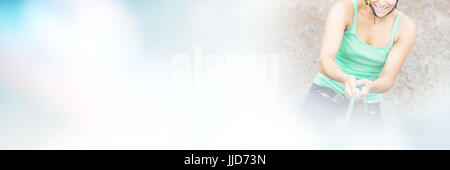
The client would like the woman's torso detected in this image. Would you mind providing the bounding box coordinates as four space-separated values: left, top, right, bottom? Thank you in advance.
313 0 403 103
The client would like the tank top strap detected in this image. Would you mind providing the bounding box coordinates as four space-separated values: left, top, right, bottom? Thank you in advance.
349 0 358 31
390 11 403 46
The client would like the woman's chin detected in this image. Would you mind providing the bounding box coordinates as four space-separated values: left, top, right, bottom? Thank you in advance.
374 10 390 17
373 7 395 17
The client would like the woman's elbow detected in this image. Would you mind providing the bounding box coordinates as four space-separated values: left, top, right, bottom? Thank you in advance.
377 77 396 93
318 56 327 74
383 82 395 93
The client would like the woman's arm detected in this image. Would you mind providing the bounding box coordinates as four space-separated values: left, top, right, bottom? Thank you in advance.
357 16 417 100
318 0 358 98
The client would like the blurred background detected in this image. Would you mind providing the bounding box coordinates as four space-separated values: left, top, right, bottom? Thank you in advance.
0 0 449 149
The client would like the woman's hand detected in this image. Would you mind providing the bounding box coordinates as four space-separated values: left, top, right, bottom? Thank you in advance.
355 79 374 100
344 75 358 98
344 75 373 100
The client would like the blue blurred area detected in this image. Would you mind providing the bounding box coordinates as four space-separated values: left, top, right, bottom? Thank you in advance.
0 0 263 58
126 1 190 53
125 0 264 55
0 0 26 33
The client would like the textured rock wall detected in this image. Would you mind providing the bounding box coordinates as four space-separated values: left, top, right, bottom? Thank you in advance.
276 0 450 120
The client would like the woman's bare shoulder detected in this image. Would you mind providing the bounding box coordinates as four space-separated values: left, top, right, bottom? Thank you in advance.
328 0 355 28
398 12 417 36
331 0 354 14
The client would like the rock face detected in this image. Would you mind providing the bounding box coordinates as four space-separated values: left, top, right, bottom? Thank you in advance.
275 0 450 120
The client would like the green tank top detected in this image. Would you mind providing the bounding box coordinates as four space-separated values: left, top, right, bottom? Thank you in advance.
313 0 403 103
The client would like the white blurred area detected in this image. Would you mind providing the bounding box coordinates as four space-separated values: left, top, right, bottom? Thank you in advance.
0 0 449 149
0 0 314 149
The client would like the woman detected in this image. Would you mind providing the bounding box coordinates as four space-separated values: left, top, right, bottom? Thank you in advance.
301 0 416 135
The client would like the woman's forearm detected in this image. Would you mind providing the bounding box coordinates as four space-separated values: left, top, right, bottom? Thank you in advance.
318 57 349 84
367 76 394 94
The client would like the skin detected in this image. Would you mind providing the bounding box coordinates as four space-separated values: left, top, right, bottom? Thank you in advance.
318 0 417 101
